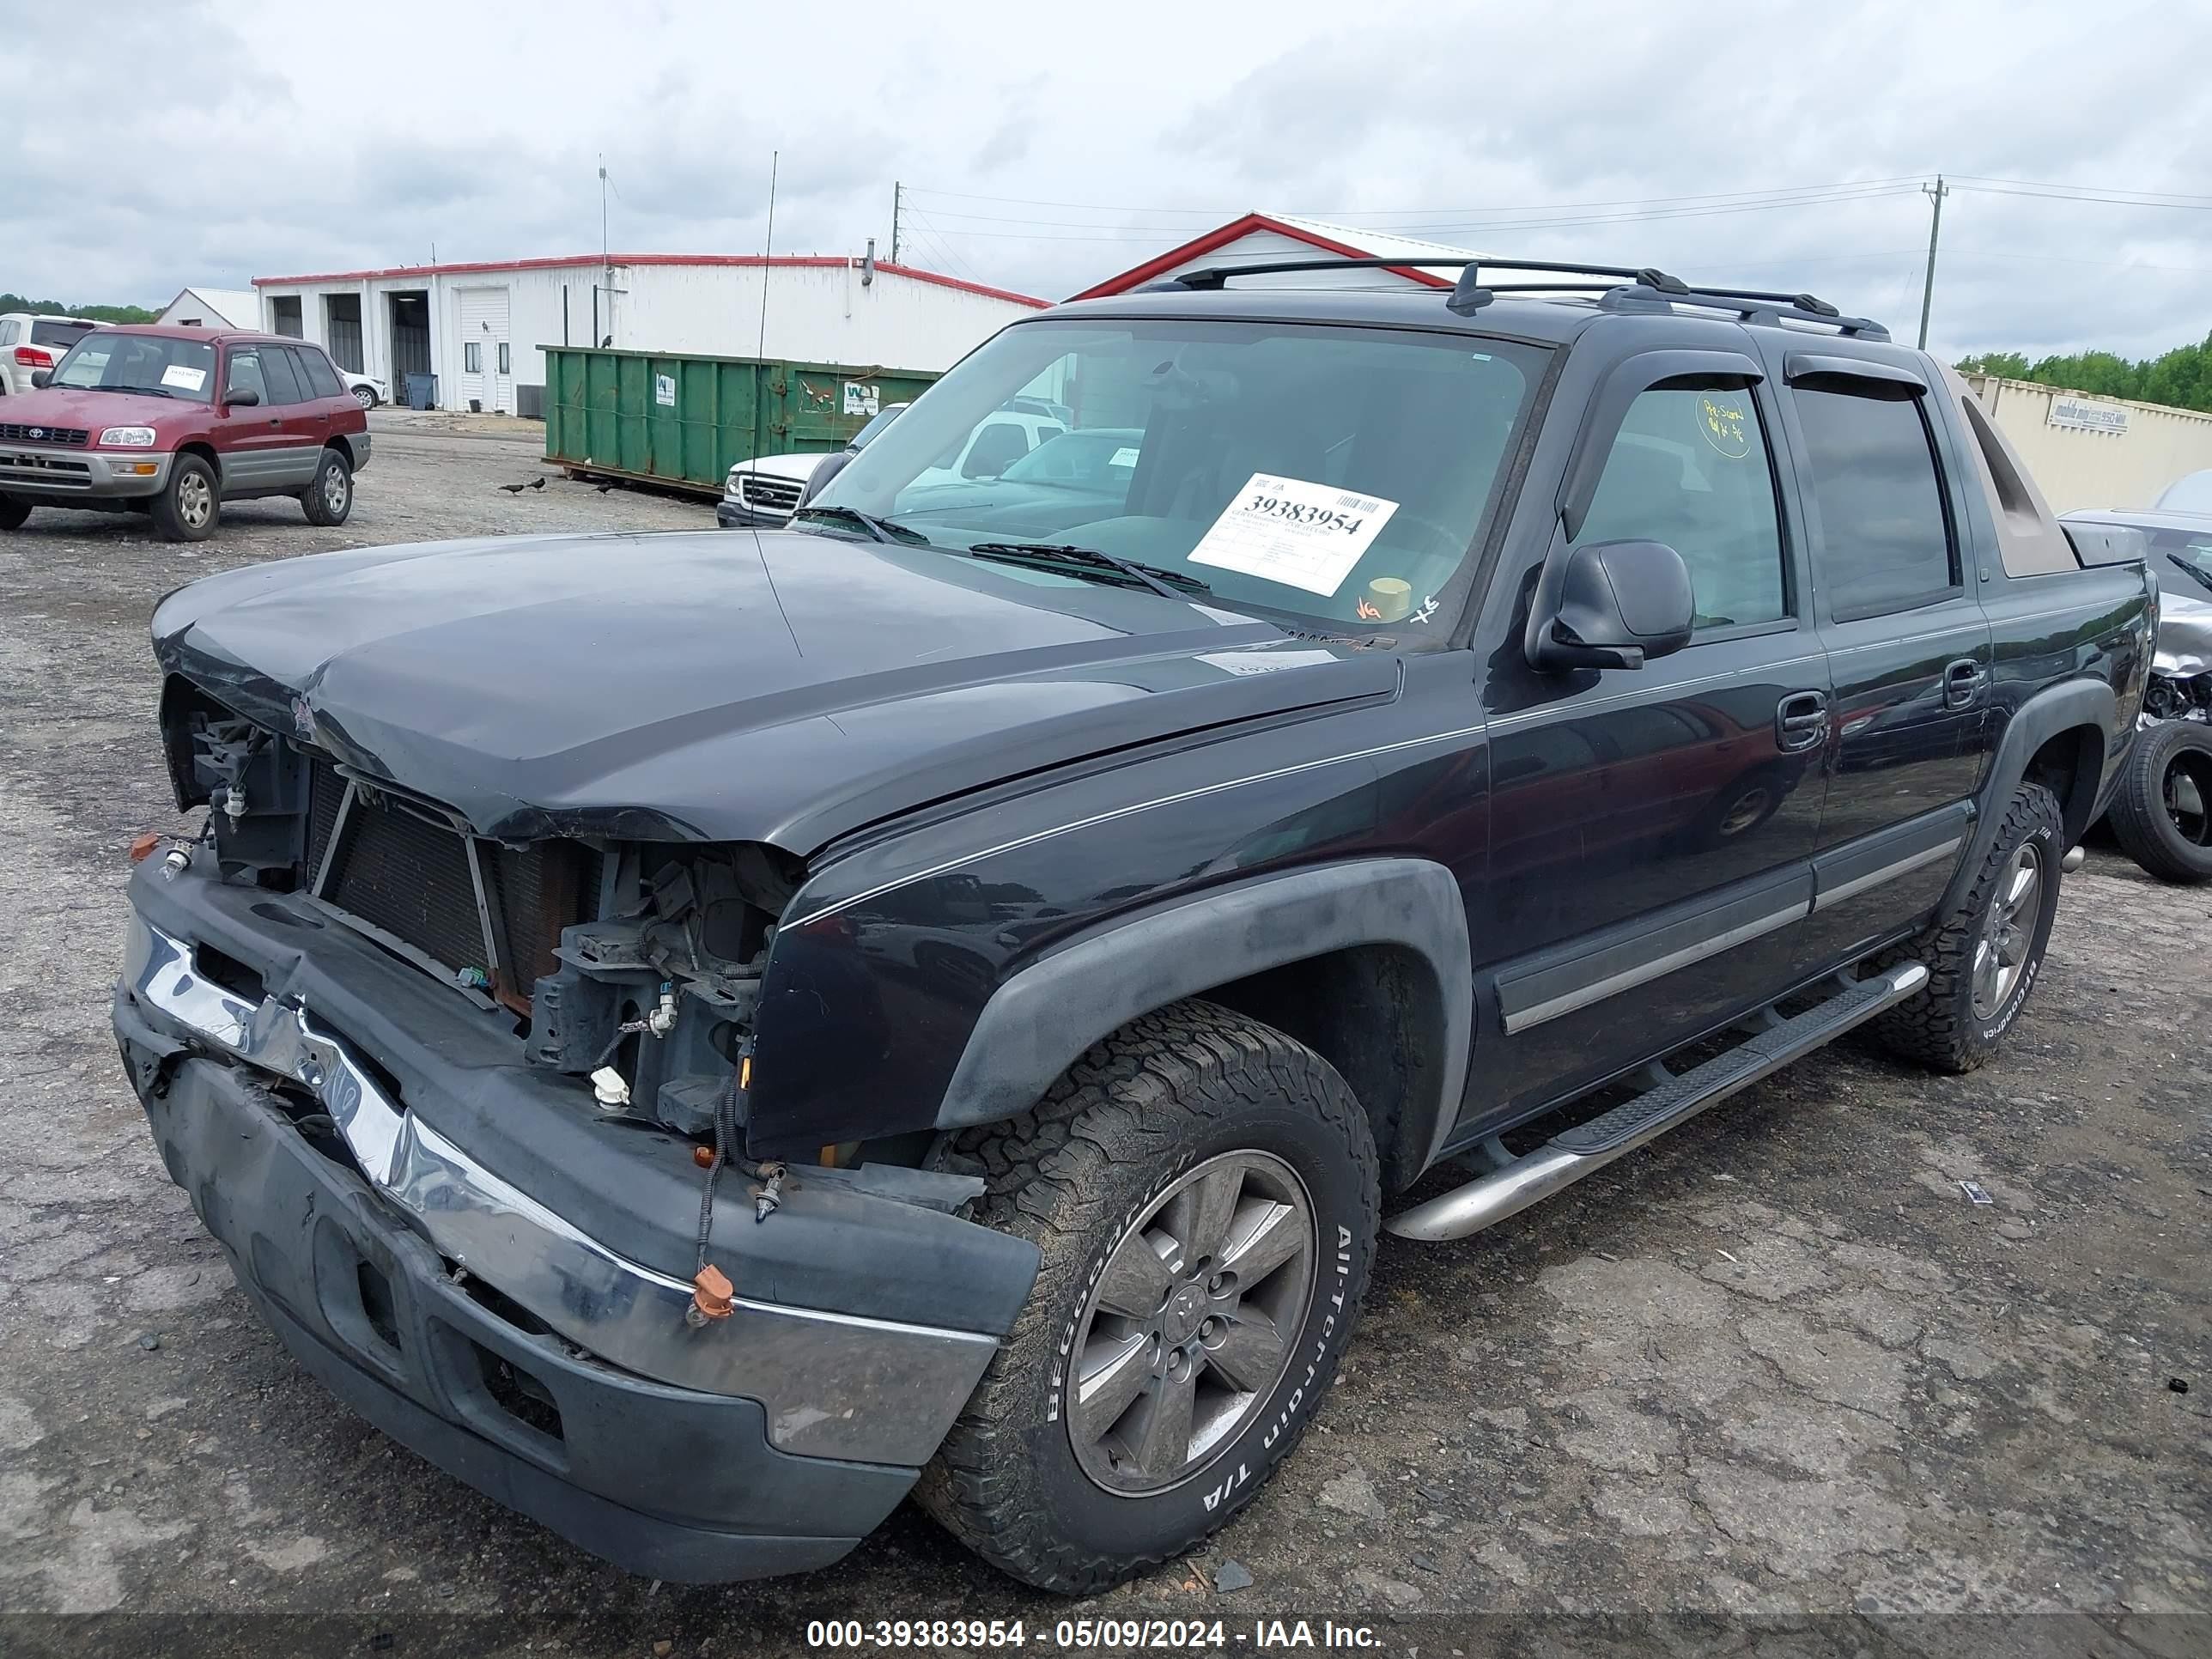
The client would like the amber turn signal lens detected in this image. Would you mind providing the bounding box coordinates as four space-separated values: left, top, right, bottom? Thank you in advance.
129 832 161 863
739 1055 752 1090
691 1145 715 1169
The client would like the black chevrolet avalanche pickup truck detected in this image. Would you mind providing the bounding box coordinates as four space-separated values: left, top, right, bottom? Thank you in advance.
115 257 2154 1593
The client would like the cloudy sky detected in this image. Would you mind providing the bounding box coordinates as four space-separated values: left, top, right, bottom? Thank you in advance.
5 0 2208 362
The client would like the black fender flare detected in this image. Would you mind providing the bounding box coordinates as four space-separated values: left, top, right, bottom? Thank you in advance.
934 858 1474 1175
1943 677 2116 914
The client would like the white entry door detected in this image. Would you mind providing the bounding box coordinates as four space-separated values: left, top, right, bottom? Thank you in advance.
454 286 513 413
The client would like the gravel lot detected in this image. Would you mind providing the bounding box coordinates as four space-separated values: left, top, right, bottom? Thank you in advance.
0 416 2206 1656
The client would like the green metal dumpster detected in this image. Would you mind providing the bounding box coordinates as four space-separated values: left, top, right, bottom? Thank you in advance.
542 346 939 495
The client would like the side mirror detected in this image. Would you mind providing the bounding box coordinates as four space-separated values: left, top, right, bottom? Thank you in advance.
1526 538 1695 672
223 386 261 408
28 369 51 389
798 447 854 507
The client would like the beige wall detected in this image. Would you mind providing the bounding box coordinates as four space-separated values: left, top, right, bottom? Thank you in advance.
1965 374 2212 514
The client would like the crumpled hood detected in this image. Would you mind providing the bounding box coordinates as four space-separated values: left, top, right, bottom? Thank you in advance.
152 528 1393 849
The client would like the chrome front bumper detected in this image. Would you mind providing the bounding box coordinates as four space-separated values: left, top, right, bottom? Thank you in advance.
0 443 173 497
122 914 998 1466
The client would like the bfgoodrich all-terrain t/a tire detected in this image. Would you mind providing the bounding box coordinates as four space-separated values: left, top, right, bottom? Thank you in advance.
918 1000 1380 1595
1870 781 2065 1074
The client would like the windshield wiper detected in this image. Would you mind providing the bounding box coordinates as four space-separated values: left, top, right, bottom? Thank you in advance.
105 383 173 398
792 504 929 544
965 542 1211 602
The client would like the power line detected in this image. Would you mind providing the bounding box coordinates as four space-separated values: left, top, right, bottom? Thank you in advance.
1952 181 2212 211
1948 174 2212 207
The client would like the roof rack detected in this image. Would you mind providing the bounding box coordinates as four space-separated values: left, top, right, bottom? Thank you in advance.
1142 255 1888 341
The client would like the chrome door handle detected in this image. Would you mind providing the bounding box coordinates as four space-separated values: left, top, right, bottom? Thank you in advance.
1943 659 1986 709
1777 690 1828 752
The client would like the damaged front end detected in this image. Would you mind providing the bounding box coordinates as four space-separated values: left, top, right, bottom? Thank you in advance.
117 682 1041 1580
2144 591 2212 726
160 676 802 1141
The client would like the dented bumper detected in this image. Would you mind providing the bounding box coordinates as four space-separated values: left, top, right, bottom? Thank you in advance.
114 860 1039 1580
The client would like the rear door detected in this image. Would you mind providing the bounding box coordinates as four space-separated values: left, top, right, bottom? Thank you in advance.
258 346 325 486
1758 345 1994 956
1475 341 1831 1115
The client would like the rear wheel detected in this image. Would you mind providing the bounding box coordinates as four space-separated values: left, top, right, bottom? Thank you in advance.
1870 782 2063 1073
918 1000 1378 1594
0 494 28 531
150 454 218 542
301 449 354 526
2107 720 2212 883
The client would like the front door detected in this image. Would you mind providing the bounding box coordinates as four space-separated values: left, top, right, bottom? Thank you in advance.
217 346 293 489
1757 348 1994 957
1474 348 1830 1118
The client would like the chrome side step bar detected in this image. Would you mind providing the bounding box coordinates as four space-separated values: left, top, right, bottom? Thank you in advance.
1385 961 1929 1242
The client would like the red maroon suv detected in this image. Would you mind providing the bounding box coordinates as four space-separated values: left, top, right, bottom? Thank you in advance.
0 327 370 542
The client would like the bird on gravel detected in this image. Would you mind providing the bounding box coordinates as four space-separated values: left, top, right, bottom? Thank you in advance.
498 482 526 494
529 476 546 490
593 480 616 494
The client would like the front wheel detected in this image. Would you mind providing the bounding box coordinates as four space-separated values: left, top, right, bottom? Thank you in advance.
1869 781 2064 1073
919 1000 1378 1595
351 385 377 411
2106 720 2212 883
0 494 29 531
301 449 354 526
150 453 218 542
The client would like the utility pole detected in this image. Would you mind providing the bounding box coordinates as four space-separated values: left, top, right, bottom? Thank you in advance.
1917 174 1948 351
890 180 902 265
599 155 611 343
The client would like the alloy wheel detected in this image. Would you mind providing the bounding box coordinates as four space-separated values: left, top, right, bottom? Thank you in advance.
1066 1150 1316 1496
324 465 349 514
1970 842 2042 1019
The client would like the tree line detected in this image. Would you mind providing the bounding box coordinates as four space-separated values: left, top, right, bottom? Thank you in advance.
0 291 157 324
1956 331 2212 414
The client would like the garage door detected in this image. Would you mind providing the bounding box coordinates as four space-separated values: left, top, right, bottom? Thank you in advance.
454 286 514 415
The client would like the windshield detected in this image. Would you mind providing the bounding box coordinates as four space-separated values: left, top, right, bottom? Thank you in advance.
848 403 905 449
2150 530 2212 597
812 319 1546 629
51 332 216 401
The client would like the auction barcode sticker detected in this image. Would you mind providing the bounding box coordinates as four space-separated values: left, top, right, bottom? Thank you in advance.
1188 473 1399 596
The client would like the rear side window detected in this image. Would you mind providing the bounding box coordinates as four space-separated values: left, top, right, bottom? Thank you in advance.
297 347 346 401
259 346 305 405
1795 388 1957 620
0 321 15 346
31 320 91 348
1574 385 1788 630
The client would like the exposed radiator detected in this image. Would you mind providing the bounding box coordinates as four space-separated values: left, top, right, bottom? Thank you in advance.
305 758 599 1004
